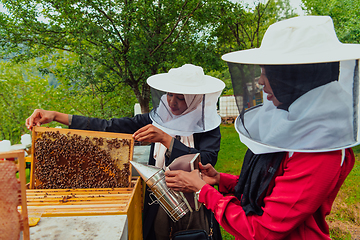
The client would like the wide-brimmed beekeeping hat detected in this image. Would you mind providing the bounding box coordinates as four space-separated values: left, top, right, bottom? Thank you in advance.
222 16 360 65
147 64 225 94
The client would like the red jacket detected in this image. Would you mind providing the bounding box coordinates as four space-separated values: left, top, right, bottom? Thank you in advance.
199 149 355 239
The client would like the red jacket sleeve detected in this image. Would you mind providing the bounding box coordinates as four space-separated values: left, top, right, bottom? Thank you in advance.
218 173 239 194
199 150 354 239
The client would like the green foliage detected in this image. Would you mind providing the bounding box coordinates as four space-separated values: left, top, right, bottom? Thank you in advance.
302 0 360 43
275 0 299 20
0 0 301 115
0 0 301 113
202 0 298 101
0 0 225 113
0 59 60 143
37 50 137 119
0 53 137 144
207 0 296 56
208 69 233 96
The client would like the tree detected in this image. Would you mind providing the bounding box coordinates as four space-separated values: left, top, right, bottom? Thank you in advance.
0 0 223 114
207 0 297 108
37 50 137 119
0 59 64 143
302 0 360 43
0 50 138 144
209 0 296 53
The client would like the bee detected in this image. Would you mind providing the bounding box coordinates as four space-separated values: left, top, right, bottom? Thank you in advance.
34 129 131 189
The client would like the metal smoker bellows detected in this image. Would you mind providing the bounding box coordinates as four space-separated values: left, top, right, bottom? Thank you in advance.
130 161 189 221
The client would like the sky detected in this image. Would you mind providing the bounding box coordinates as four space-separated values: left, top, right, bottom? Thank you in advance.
233 0 305 15
0 0 305 21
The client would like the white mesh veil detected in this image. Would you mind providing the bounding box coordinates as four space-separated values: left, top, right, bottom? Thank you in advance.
147 64 225 136
149 89 223 136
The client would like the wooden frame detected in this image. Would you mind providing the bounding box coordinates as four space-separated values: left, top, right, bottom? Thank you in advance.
27 126 143 239
0 150 30 240
30 126 134 189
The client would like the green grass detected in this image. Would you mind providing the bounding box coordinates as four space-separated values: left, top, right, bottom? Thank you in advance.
16 167 30 183
340 156 360 206
217 124 242 240
217 124 360 240
216 124 247 175
343 145 360 205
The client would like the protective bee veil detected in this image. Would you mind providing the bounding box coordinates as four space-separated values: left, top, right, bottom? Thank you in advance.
222 16 360 154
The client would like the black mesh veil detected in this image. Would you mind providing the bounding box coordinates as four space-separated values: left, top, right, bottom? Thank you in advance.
227 63 262 112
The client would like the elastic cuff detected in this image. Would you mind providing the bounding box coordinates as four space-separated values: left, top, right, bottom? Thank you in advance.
68 114 73 127
165 137 175 158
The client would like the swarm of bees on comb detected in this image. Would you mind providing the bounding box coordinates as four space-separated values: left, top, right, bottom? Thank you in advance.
34 130 131 189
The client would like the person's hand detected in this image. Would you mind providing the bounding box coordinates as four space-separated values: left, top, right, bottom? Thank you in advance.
199 162 220 186
165 169 206 193
133 124 172 148
26 109 69 130
26 109 57 130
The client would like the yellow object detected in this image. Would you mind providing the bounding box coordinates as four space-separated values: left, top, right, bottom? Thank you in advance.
25 156 32 163
28 210 44 227
29 217 40 227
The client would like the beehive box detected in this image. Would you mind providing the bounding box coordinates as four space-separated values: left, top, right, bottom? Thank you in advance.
28 127 143 240
0 150 29 240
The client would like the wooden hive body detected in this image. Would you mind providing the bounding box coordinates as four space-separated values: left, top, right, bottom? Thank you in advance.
28 127 143 240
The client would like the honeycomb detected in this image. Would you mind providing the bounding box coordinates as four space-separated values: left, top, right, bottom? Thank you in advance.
33 129 132 189
0 160 22 240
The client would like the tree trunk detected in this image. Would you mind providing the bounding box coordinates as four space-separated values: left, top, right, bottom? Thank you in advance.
139 96 150 114
131 84 150 114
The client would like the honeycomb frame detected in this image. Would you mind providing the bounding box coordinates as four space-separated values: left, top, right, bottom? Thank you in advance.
30 126 134 189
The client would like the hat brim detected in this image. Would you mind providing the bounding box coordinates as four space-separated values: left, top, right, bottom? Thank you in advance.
222 43 360 65
147 74 225 94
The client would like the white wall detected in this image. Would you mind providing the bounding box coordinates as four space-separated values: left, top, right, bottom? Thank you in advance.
134 103 142 116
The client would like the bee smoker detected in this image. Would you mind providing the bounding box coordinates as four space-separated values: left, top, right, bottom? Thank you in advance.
130 161 190 221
